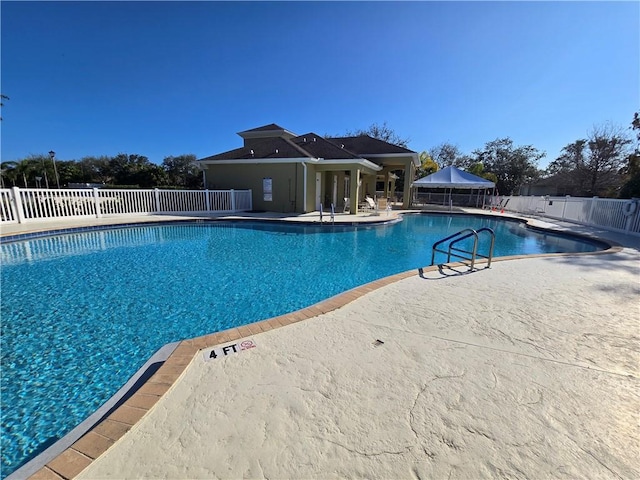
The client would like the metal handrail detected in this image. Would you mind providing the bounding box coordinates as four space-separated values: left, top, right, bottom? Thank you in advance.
429 227 495 271
430 228 476 267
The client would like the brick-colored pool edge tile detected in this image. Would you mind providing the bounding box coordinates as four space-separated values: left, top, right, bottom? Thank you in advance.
27 244 623 479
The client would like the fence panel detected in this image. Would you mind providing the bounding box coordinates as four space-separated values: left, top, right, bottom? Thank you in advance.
501 195 640 235
0 189 18 223
0 188 253 224
588 198 629 231
158 190 207 213
209 191 232 211
17 189 97 220
234 190 253 211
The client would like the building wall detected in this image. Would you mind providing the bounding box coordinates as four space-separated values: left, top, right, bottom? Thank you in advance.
203 163 306 213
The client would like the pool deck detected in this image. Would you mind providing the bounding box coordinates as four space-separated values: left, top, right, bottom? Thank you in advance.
3 209 639 479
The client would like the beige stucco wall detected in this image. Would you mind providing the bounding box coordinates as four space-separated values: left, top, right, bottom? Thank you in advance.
201 155 415 213
203 163 306 213
203 162 370 214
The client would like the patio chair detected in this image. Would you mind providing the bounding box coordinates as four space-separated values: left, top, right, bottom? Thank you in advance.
360 196 378 213
343 197 350 213
377 197 392 215
365 196 377 211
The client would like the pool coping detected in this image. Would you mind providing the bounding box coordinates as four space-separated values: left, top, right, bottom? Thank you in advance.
3 213 624 480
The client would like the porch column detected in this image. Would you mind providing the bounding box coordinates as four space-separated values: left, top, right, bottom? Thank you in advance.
349 168 360 214
364 174 375 198
383 169 390 199
402 160 414 208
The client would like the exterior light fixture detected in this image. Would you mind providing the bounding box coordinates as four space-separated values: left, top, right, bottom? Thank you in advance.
49 150 60 189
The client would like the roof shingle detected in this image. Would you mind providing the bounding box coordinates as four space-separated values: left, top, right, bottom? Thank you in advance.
199 125 417 163
326 135 415 155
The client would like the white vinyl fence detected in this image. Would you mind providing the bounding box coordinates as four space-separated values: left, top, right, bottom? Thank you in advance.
0 187 252 224
495 195 640 235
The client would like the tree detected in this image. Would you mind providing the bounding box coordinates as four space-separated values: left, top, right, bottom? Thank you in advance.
583 124 631 196
547 139 588 175
416 151 439 179
335 122 411 192
619 155 640 198
109 153 167 187
4 156 54 188
162 154 201 188
342 121 410 148
76 156 112 184
428 143 473 169
0 161 18 187
545 139 590 195
55 160 83 187
631 111 640 145
545 124 632 197
472 138 544 195
467 162 498 184
620 111 640 198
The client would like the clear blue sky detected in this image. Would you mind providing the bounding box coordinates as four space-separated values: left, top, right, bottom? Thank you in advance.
2 1 638 169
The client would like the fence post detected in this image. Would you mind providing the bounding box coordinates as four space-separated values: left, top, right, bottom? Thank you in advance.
11 186 25 224
93 188 103 218
248 189 252 211
154 188 161 213
230 189 236 212
205 189 211 212
624 197 639 232
587 196 598 224
561 195 570 219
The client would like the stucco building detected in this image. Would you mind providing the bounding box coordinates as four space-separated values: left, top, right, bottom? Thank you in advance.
198 124 419 214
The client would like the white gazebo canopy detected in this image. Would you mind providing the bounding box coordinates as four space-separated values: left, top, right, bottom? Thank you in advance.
412 165 495 189
411 165 495 209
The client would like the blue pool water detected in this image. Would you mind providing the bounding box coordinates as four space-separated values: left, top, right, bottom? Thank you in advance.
0 214 603 477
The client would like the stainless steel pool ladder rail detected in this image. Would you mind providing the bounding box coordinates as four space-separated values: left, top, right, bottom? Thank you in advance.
318 204 335 225
429 227 495 271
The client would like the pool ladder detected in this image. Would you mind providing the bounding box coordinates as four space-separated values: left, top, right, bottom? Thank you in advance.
421 227 495 274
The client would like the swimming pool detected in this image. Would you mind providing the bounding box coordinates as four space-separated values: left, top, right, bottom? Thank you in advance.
0 214 604 476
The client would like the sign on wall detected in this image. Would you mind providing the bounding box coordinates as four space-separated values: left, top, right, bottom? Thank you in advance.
263 177 273 201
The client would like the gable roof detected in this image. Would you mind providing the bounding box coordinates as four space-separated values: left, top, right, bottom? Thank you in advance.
199 136 313 161
326 135 414 155
238 123 287 133
290 133 363 160
413 166 495 189
200 129 371 162
237 123 297 143
198 124 417 166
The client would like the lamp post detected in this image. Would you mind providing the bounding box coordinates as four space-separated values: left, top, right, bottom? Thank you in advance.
40 155 50 188
49 150 60 189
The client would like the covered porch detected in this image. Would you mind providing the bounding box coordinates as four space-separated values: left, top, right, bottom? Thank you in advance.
364 153 418 210
314 160 382 214
314 154 417 214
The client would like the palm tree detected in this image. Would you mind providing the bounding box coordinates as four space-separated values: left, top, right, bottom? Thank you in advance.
1 161 18 187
